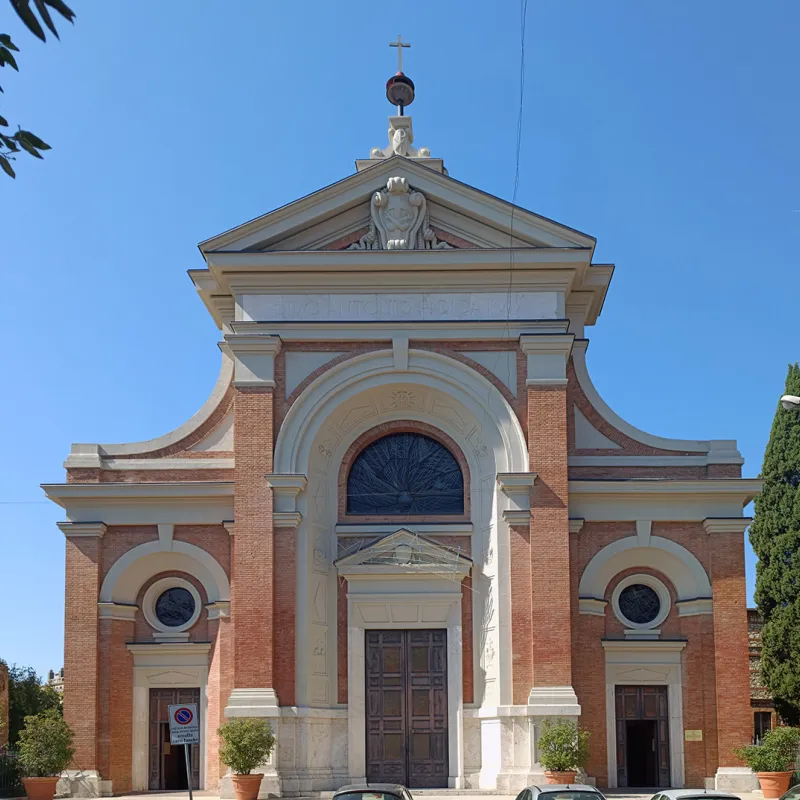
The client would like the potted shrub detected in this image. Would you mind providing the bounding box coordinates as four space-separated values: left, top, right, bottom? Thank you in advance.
17 710 74 800
218 717 276 800
736 726 800 799
536 717 590 784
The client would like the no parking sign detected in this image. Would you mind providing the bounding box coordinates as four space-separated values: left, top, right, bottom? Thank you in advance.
168 703 200 745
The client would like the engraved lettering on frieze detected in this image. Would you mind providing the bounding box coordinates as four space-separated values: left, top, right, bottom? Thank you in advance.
241 290 559 323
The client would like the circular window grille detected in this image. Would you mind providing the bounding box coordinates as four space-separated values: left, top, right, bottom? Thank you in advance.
155 587 196 627
617 583 661 625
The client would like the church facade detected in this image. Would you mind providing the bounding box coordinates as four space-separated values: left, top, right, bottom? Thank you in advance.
44 111 761 797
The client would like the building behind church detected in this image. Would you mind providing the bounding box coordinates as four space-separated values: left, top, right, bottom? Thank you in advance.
44 72 761 797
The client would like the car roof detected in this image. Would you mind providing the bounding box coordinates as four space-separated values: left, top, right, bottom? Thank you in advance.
651 792 740 800
335 785 407 794
531 786 602 793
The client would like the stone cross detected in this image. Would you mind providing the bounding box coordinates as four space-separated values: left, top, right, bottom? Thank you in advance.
389 35 410 72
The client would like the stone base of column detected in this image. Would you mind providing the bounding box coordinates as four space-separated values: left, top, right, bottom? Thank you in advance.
57 770 113 798
527 685 582 717
715 767 759 791
222 689 281 797
224 687 281 717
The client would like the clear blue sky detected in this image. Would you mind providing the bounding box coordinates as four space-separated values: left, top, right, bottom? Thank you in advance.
2 1 798 679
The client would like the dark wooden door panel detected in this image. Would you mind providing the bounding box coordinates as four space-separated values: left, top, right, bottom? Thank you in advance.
365 630 448 788
615 685 670 788
148 688 200 790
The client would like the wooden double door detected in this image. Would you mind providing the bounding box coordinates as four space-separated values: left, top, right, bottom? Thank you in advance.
615 685 671 787
149 688 201 790
365 630 448 787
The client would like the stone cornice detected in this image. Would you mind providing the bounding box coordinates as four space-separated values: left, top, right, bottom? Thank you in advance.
97 602 137 621
519 334 575 385
703 517 752 535
57 521 107 538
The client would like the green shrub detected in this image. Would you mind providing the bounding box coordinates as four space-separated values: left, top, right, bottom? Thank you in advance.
537 717 590 772
736 726 800 773
17 710 74 777
218 718 275 775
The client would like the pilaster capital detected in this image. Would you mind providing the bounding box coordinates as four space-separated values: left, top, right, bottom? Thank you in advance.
266 474 307 523
519 334 574 386
568 518 585 534
497 472 537 525
224 333 282 387
58 521 107 538
702 517 752 535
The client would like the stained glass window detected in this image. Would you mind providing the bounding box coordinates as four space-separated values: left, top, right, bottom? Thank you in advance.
155 587 196 627
618 583 661 625
346 432 464 515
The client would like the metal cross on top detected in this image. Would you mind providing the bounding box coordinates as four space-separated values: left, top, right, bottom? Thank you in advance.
390 35 411 72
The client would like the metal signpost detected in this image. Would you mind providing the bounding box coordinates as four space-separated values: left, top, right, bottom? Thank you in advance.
168 703 200 800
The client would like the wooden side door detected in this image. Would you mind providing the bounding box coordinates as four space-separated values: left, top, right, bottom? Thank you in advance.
615 685 671 788
148 688 201 790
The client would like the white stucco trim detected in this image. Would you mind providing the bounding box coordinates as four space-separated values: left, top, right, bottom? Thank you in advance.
274 348 527 474
602 639 687 789
611 573 671 631
99 539 230 605
141 577 203 635
64 347 233 465
572 340 742 461
578 536 712 603
127 642 211 792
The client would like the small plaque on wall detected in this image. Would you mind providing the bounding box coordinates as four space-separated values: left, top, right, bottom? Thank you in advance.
685 729 703 741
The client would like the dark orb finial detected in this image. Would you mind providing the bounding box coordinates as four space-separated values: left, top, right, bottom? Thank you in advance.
386 72 415 114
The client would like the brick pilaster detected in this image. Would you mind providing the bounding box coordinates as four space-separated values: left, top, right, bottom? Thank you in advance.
233 385 275 689
59 522 106 773
528 383 572 687
705 519 753 769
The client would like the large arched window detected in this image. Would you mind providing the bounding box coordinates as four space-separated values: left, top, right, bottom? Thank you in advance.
346 432 464 515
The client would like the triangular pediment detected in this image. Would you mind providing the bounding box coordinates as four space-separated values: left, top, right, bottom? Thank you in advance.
335 528 472 576
199 157 595 254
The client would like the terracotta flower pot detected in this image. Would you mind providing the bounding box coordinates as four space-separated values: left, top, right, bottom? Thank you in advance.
757 771 793 799
544 770 579 785
231 772 264 800
23 776 60 800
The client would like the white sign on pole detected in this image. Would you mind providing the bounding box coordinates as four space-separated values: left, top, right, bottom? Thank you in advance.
168 704 200 745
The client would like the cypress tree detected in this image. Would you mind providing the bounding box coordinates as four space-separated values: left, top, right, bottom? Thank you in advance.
750 363 800 724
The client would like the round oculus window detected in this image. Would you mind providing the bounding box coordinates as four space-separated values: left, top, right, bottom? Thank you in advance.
154 587 196 628
617 583 661 625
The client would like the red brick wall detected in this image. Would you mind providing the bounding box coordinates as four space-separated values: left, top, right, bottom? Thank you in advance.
97 618 134 793
63 536 101 771
528 384 572 686
711 532 752 766
233 386 275 689
274 526 296 706
207 616 233 789
510 520 533 705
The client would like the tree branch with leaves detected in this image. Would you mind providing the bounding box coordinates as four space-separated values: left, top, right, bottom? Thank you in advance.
1 0 75 178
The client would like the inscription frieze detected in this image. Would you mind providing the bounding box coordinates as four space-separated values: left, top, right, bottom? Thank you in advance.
240 291 558 323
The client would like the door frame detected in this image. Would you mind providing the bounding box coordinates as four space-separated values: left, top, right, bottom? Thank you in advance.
128 642 211 792
345 580 465 788
602 640 686 789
